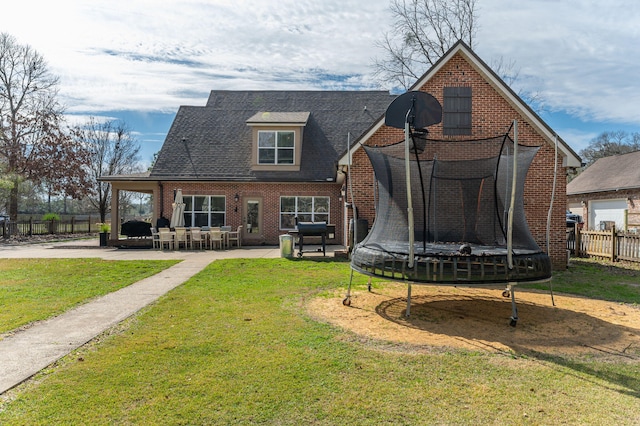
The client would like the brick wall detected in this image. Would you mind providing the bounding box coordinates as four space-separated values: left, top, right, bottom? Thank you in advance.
161 181 343 245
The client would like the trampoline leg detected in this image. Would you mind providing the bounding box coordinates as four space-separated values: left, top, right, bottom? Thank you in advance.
509 283 518 327
406 283 412 317
343 269 354 307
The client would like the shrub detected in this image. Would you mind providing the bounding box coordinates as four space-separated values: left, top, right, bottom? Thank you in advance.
97 223 111 233
42 213 60 221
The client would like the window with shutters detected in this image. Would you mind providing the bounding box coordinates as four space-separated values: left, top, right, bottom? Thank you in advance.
443 87 472 136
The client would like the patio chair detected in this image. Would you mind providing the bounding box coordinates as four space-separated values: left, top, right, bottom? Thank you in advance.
174 227 188 250
190 228 205 250
151 227 160 249
227 225 243 248
158 228 174 250
209 229 224 250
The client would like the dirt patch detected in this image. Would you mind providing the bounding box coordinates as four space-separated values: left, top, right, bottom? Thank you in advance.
307 283 640 360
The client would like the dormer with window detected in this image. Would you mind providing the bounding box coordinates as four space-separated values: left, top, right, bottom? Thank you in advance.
246 111 310 171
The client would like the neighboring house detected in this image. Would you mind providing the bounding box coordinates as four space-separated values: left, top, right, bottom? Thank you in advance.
104 41 580 268
567 150 640 232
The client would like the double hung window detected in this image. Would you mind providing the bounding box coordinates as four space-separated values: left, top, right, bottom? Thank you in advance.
280 196 329 230
258 131 295 164
183 195 226 227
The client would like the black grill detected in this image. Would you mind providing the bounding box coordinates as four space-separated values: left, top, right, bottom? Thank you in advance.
294 221 328 256
121 220 152 237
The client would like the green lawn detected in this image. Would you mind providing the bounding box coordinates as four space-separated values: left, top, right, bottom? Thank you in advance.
523 257 640 303
0 258 638 424
0 258 179 335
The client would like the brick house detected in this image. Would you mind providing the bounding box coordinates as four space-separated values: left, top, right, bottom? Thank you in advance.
104 41 580 268
567 150 640 232
106 91 394 246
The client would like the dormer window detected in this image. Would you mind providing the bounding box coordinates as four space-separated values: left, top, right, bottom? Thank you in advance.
247 111 310 171
258 130 295 164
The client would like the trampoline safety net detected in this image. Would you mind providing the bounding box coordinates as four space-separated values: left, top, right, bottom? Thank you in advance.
351 134 552 284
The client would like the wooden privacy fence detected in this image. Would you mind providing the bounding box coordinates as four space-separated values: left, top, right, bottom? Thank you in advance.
1 217 97 238
572 226 640 263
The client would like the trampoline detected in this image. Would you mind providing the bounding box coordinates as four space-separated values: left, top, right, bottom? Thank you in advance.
345 92 552 326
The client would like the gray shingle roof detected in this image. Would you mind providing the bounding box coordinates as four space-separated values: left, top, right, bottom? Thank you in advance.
567 150 640 195
150 90 394 181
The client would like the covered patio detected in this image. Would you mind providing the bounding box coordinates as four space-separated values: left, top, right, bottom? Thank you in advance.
106 173 161 248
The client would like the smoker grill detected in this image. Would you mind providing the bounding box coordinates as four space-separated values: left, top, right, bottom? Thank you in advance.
120 220 152 238
294 221 328 257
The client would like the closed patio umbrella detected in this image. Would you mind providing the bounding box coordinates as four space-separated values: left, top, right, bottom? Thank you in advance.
170 189 186 228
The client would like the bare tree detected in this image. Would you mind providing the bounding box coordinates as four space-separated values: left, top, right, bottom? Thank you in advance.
580 131 640 167
374 0 477 90
0 33 90 220
75 117 142 222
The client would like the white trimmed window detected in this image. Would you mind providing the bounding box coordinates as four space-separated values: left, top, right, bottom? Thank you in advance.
258 131 295 165
280 196 329 230
184 195 226 227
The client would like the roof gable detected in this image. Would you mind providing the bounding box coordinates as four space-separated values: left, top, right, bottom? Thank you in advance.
340 41 581 168
567 150 640 195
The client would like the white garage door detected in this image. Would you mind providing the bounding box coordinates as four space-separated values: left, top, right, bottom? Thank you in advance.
590 200 627 230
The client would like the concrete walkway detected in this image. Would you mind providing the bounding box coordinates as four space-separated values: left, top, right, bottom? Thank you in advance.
0 240 338 394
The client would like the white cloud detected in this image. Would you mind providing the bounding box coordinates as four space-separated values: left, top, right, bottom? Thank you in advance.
479 0 640 126
2 0 640 144
2 0 392 113
554 127 599 155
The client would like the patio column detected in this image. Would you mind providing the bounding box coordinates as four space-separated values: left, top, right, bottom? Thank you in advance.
110 187 120 242
151 186 160 227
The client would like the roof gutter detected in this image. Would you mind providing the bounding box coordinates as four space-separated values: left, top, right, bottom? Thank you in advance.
568 186 639 196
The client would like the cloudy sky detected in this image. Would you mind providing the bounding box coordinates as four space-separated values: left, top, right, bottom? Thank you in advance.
2 0 640 165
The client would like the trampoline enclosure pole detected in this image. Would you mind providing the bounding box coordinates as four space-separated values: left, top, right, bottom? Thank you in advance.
405 113 415 268
507 120 517 269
